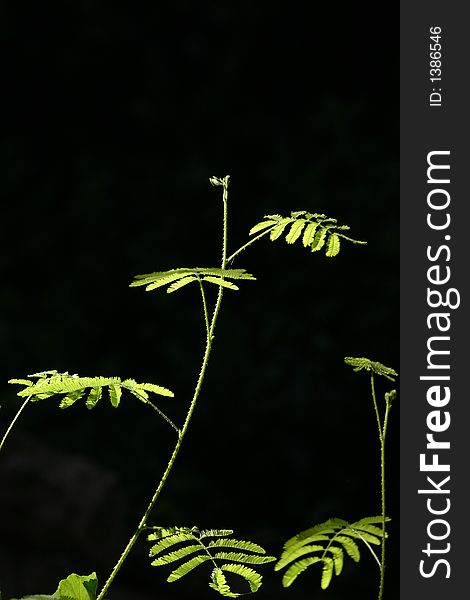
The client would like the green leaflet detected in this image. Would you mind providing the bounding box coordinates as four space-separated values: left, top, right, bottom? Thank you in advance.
269 219 292 241
285 220 305 244
325 233 341 257
209 569 238 598
167 555 212 582
151 544 203 566
282 556 321 587
208 538 265 553
11 573 97 600
167 276 197 293
248 220 277 236
130 268 256 294
276 516 388 590
202 276 239 291
200 529 234 539
321 557 334 589
249 210 366 257
302 222 318 247
213 552 275 565
220 564 263 593
147 526 275 597
108 384 122 408
86 387 102 410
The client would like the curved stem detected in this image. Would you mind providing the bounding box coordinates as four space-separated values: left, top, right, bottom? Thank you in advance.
226 228 273 264
146 400 180 435
0 396 31 455
197 277 211 340
96 178 230 600
370 375 386 600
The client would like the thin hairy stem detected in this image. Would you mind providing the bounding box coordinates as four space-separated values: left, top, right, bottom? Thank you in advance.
370 375 386 600
0 396 31 455
194 535 218 569
96 179 230 600
226 227 273 264
349 529 382 570
198 277 211 340
146 400 180 435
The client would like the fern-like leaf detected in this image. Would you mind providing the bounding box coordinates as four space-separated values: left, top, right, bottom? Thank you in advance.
130 268 256 294
147 526 275 597
276 516 389 590
9 373 174 411
249 211 366 257
344 357 398 381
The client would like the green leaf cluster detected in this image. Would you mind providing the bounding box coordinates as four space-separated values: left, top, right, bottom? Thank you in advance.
344 357 398 381
8 370 174 409
275 517 389 589
249 211 366 257
147 526 275 597
10 573 97 600
130 268 256 293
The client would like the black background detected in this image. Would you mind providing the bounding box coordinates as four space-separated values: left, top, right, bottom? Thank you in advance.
1 2 398 599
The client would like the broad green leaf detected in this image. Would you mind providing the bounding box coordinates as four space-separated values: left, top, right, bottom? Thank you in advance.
13 573 98 600
56 573 97 600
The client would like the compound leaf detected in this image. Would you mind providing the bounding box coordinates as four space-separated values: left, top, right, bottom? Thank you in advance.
147 526 274 596
344 357 398 381
249 210 365 257
276 516 388 590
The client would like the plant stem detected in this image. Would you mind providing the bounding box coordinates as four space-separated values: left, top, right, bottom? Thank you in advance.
96 178 230 600
370 375 386 600
146 400 180 435
0 396 31 455
226 228 273 264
